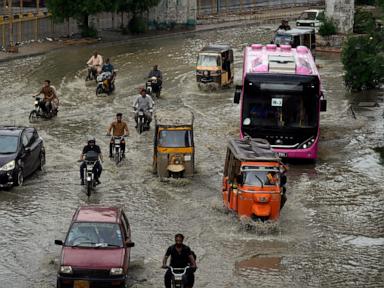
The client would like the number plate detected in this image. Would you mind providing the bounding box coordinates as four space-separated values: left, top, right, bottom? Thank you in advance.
184 155 191 161
271 98 283 107
74 280 90 288
138 111 144 116
278 152 287 157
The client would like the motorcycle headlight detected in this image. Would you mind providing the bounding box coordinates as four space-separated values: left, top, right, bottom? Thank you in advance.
34 100 39 105
203 70 209 77
60 266 73 274
110 268 123 275
0 160 15 171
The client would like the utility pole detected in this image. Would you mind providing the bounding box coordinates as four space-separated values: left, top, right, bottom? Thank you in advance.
7 0 14 47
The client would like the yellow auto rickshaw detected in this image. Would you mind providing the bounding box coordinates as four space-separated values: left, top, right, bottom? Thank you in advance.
196 44 234 89
153 109 194 179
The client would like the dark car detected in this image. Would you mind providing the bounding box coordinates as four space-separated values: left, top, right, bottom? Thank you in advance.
55 206 135 288
0 126 45 188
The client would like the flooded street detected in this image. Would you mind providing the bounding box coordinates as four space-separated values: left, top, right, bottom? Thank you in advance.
0 25 383 288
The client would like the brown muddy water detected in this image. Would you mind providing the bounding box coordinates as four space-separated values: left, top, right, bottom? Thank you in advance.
0 24 383 288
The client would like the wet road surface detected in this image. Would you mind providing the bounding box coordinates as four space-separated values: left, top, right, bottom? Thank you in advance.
0 25 383 288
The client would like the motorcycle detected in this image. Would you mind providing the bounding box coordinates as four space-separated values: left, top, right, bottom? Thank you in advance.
86 65 98 82
96 71 116 96
146 76 161 99
169 266 190 288
81 151 99 197
136 109 151 134
29 96 58 123
110 136 125 164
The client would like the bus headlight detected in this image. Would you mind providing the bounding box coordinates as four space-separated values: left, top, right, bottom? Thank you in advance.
60 266 73 274
299 137 315 149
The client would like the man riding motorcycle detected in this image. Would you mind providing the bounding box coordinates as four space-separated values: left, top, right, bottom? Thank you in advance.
162 233 197 288
107 113 129 158
99 58 115 93
147 64 162 95
86 51 103 80
34 80 59 114
80 137 103 185
133 88 154 128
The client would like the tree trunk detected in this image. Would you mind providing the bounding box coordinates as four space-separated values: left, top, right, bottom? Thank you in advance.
83 14 89 30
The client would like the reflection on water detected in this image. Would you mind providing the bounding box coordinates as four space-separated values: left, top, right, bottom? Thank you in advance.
0 25 383 288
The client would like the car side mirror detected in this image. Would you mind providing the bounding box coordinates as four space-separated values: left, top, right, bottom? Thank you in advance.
125 241 135 248
234 85 242 104
55 240 63 246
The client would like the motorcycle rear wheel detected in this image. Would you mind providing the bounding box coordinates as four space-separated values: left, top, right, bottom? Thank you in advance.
96 86 104 96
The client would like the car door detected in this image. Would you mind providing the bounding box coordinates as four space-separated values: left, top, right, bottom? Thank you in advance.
121 212 131 270
27 129 42 172
20 132 33 176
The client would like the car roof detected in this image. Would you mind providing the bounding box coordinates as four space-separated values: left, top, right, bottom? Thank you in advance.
74 206 122 223
201 44 231 53
0 126 27 136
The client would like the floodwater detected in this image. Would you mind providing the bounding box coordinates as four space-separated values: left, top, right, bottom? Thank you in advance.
0 25 383 288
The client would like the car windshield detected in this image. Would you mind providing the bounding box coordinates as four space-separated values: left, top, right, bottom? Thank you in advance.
299 12 317 20
242 79 318 129
159 130 192 148
242 167 280 186
65 222 123 248
0 135 19 154
197 54 220 67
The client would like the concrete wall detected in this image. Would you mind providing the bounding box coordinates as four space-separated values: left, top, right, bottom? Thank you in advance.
326 0 354 33
149 0 197 27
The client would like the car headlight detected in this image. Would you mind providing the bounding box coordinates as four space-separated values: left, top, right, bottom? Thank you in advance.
297 22 300 26
110 268 123 275
60 266 73 274
0 160 15 171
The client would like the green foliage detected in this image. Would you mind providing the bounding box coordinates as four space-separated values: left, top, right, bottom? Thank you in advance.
319 17 337 36
342 31 384 90
128 16 147 33
355 0 376 5
80 25 98 38
127 0 161 15
354 9 376 33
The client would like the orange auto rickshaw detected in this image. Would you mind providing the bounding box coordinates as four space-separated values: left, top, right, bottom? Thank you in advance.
222 137 287 221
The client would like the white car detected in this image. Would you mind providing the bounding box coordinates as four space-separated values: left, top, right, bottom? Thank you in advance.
296 9 324 31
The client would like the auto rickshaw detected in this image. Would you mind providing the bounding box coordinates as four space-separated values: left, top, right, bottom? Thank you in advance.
273 28 316 57
196 44 234 89
222 138 287 221
153 108 194 179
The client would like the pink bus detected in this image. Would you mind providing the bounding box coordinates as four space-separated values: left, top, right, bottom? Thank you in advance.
234 44 327 160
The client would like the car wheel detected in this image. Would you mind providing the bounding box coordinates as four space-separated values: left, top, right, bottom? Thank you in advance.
56 279 61 288
14 168 24 187
38 152 45 171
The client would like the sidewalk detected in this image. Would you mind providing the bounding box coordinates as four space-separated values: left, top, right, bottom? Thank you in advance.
0 5 316 63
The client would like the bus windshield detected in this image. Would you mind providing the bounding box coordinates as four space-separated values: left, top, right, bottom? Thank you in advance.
159 130 192 148
197 54 220 67
242 77 318 130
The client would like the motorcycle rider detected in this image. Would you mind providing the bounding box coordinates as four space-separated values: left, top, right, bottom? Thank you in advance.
86 51 103 80
107 113 129 158
147 64 162 94
80 137 103 185
34 80 58 114
133 88 154 128
276 19 291 31
101 58 115 92
162 233 197 288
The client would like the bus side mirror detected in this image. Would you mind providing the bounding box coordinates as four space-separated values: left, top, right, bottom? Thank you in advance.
234 85 242 104
320 99 327 112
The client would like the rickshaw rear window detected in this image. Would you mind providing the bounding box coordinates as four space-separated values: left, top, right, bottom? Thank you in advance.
159 130 192 147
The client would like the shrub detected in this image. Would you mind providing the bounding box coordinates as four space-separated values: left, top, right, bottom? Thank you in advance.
342 31 384 90
128 16 147 34
319 17 337 36
80 25 98 38
354 9 376 33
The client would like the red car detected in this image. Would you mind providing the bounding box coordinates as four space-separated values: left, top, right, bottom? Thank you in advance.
55 206 135 288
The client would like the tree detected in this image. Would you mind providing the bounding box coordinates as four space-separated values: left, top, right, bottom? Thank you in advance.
46 0 106 36
126 0 161 33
